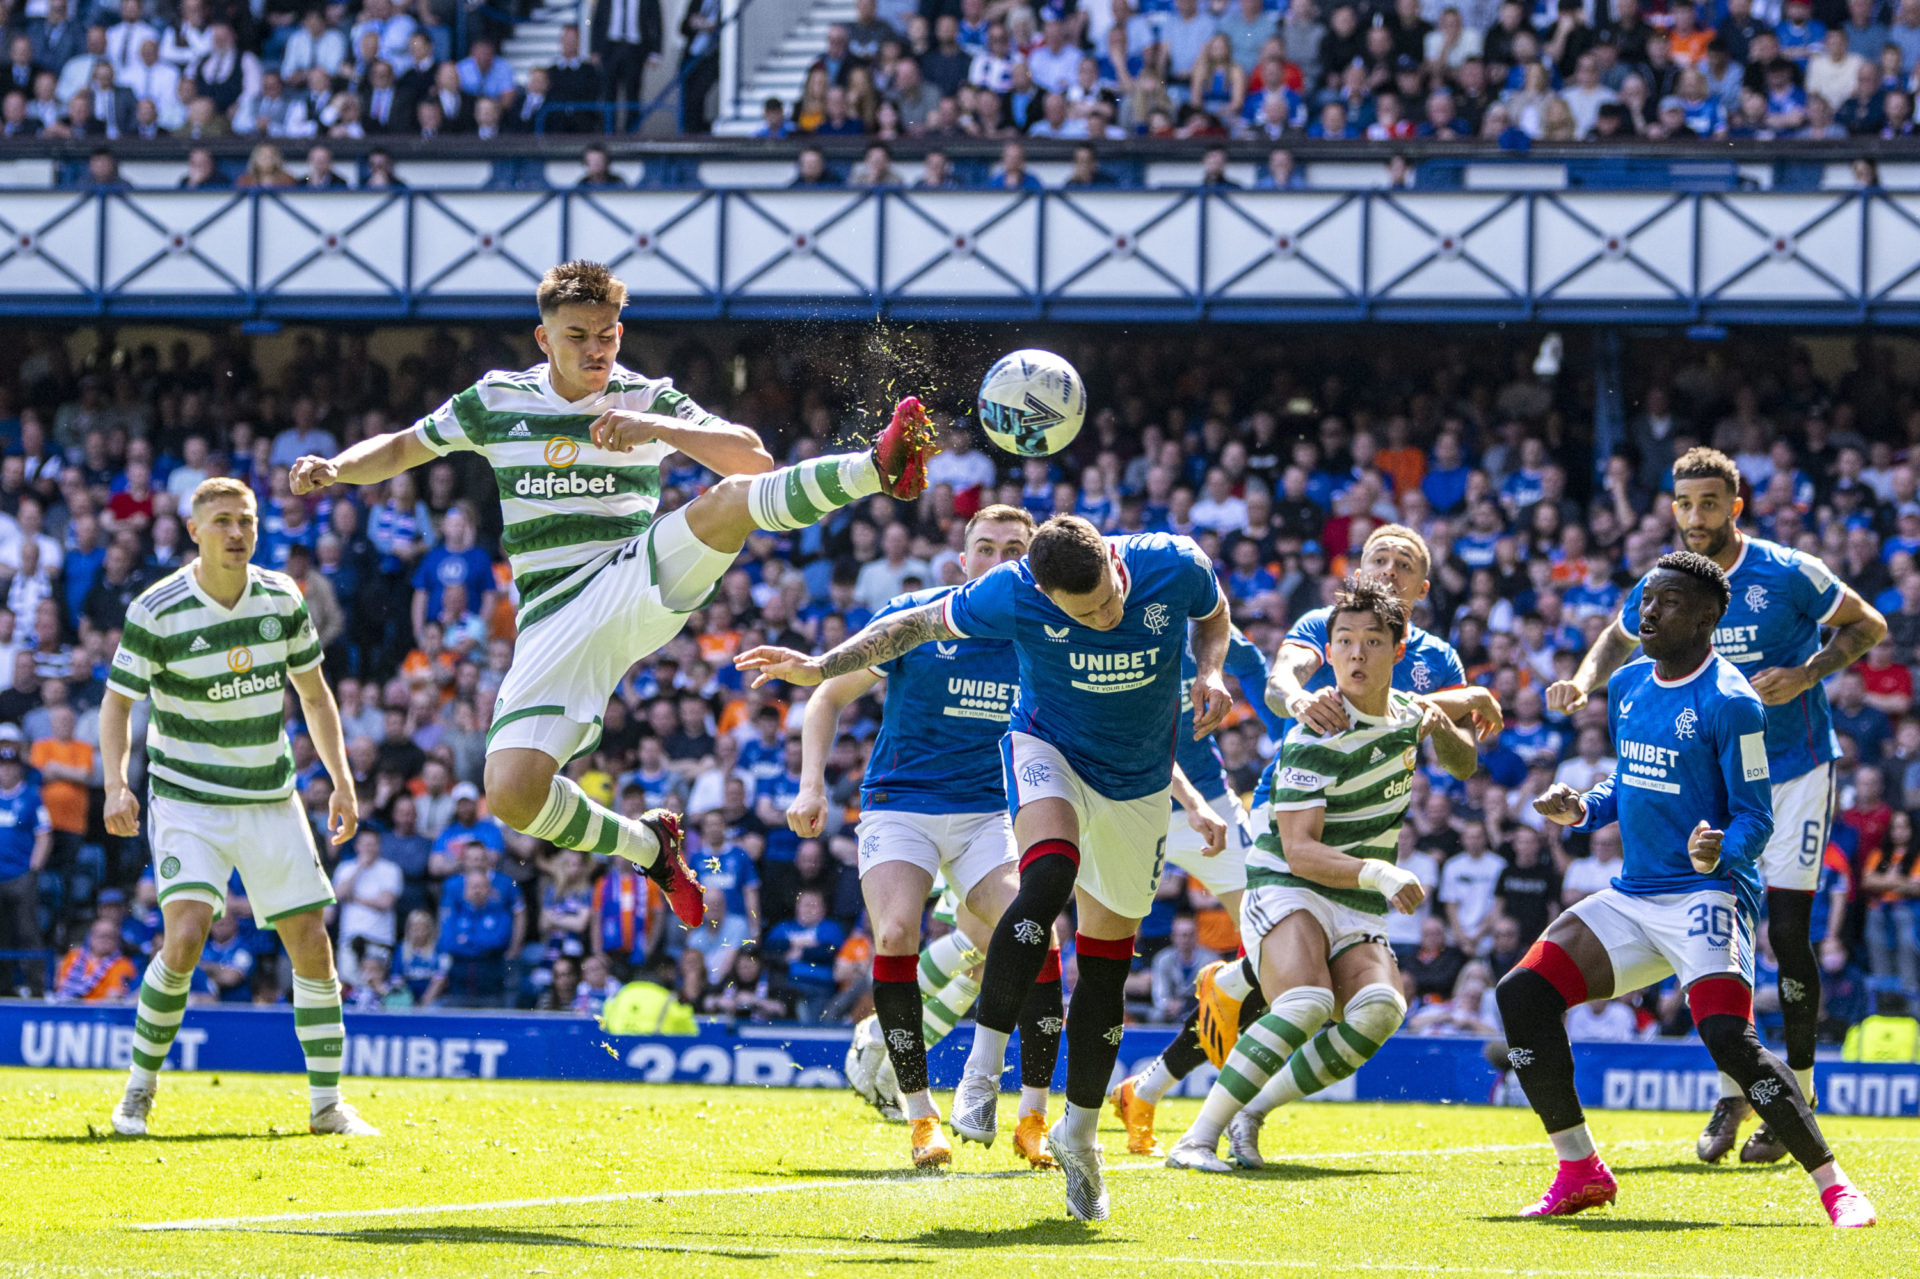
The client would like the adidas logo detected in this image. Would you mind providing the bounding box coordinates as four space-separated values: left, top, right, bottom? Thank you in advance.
1369 746 1385 763
189 636 210 653
508 420 532 438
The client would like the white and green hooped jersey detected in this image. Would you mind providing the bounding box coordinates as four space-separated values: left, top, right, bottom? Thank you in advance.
413 362 724 632
1249 689 1424 916
107 565 322 806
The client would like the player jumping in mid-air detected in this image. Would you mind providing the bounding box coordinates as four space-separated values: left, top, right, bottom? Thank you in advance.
1512 551 1875 1227
788 504 1069 1171
290 261 938 930
105 479 374 1137
1166 575 1480 1172
1547 447 1885 1165
1110 524 1501 1154
740 515 1231 1222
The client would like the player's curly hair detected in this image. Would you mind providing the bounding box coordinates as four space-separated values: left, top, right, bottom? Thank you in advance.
1029 515 1107 595
1332 572 1408 642
1672 446 1741 497
536 261 629 317
1655 550 1731 620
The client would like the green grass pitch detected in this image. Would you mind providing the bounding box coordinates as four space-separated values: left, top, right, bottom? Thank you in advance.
0 1067 1911 1277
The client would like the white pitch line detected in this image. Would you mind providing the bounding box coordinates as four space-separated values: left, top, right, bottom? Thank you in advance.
133 1139 1699 1232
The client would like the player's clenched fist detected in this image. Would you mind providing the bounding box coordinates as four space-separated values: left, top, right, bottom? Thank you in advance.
1187 801 1227 856
1532 781 1586 827
103 785 140 839
1688 819 1723 873
788 788 828 838
1543 679 1588 714
288 455 338 495
1190 674 1233 740
1358 859 1425 914
1287 687 1349 736
735 646 822 688
587 410 666 453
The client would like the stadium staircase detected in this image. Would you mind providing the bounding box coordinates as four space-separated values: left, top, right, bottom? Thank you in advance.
503 2 586 83
714 0 854 134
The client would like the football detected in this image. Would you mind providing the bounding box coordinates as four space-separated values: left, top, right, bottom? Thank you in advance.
976 349 1087 457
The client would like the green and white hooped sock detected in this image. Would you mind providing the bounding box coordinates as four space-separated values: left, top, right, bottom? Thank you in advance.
293 973 346 1115
1188 986 1334 1144
1247 983 1406 1115
919 933 985 1047
129 959 192 1090
524 775 659 867
747 453 881 532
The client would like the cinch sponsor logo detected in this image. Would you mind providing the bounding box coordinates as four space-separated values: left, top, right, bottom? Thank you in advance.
209 669 284 701
514 471 619 498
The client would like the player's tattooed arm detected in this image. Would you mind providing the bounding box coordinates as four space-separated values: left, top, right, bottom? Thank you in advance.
1546 616 1639 714
1752 585 1887 706
735 603 954 687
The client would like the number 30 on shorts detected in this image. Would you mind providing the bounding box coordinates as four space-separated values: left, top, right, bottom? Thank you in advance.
1687 901 1735 944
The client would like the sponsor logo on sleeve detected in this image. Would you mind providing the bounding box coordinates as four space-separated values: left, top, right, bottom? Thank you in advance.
1276 767 1328 792
1739 732 1769 783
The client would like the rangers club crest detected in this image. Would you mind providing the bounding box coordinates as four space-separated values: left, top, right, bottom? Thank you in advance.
1020 761 1052 787
1410 660 1433 692
1142 603 1170 634
1013 920 1046 945
1036 1016 1065 1035
1745 584 1769 612
1675 707 1698 740
887 1028 918 1054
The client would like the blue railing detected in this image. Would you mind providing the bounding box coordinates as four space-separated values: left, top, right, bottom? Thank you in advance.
2 185 1916 325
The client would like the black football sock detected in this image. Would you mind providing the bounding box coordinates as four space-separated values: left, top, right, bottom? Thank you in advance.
1017 950 1064 1103
972 841 1079 1035
1063 933 1135 1113
1496 967 1584 1136
1767 887 1821 1074
870 953 928 1096
1698 1010 1833 1171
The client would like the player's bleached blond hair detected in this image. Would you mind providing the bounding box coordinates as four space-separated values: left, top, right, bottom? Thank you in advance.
964 503 1037 540
536 260 629 318
1363 522 1431 581
191 476 256 514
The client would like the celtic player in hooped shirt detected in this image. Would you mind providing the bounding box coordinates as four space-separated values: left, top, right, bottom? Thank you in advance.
102 478 375 1139
288 260 940 935
1164 575 1479 1173
739 516 1232 1223
1508 551 1875 1228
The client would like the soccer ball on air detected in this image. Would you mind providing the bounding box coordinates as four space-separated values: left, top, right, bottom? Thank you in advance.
976 349 1087 457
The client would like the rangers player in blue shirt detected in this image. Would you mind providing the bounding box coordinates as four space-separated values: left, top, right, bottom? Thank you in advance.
739 516 1232 1223
1507 550 1875 1228
786 505 1063 1173
1548 447 1885 1165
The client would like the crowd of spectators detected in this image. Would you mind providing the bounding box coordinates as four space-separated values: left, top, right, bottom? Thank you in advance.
752 0 1920 148
0 0 719 145
0 320 1915 1058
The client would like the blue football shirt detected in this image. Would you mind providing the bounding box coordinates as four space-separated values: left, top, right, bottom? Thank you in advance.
862 586 1017 815
1252 607 1466 807
1175 626 1286 804
944 532 1224 801
1620 534 1843 784
1574 653 1773 921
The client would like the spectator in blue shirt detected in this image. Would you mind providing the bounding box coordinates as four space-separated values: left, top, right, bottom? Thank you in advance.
1422 433 1474 512
396 908 448 1004
765 888 845 1023
695 810 761 930
456 38 516 98
988 140 1043 190
0 741 50 996
409 504 494 640
433 842 525 1008
737 705 787 794
199 912 255 1004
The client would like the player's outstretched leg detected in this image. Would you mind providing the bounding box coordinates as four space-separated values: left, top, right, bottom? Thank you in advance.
1014 949 1063 1169
1229 981 1407 1168
951 839 1081 1148
1166 985 1333 1173
1494 950 1617 1217
1740 887 1821 1164
1689 976 1876 1226
504 768 701 927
